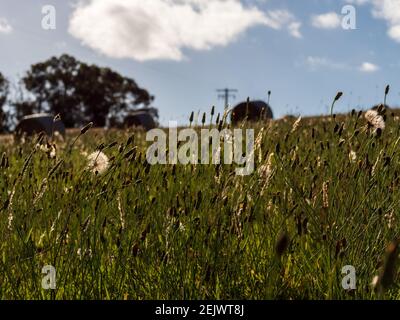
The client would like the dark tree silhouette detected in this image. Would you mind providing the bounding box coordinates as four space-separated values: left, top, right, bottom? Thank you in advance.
0 73 9 133
17 54 154 127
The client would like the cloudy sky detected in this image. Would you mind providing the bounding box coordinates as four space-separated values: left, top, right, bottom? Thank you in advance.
1 0 400 124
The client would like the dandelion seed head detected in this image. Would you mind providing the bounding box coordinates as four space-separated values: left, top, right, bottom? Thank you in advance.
87 151 109 174
349 150 357 163
37 142 57 159
365 110 385 131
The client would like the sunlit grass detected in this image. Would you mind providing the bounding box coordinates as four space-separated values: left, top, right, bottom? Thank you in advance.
0 109 400 299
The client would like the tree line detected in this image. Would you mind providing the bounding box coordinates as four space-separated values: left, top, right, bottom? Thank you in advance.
0 54 156 133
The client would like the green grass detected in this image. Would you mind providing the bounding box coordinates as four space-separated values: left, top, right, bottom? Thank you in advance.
0 110 399 300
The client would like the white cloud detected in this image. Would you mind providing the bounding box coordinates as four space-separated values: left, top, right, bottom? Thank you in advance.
288 22 302 39
262 9 299 30
345 0 370 5
305 56 348 71
68 0 302 62
371 0 400 42
341 0 400 43
311 12 341 29
359 62 380 72
0 18 12 34
305 57 380 73
342 1 400 43
388 25 400 41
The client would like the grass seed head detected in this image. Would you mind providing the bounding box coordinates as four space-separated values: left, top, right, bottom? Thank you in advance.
385 85 390 96
291 116 302 133
80 122 93 135
322 181 329 209
189 112 194 124
334 92 343 101
53 114 61 122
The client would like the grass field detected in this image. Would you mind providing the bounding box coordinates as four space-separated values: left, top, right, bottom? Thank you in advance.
0 109 400 300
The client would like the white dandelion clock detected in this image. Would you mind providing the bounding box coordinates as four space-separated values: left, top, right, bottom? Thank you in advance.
349 150 357 163
365 110 385 131
87 151 109 174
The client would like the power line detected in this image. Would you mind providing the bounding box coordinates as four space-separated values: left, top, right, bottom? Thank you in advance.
217 88 238 109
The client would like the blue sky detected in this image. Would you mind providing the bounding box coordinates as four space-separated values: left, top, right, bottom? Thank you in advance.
0 0 400 125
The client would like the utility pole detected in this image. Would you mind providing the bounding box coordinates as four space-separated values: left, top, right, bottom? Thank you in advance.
217 88 238 109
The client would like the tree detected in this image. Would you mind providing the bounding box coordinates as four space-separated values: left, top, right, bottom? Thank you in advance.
10 79 37 123
0 73 9 133
17 54 155 127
